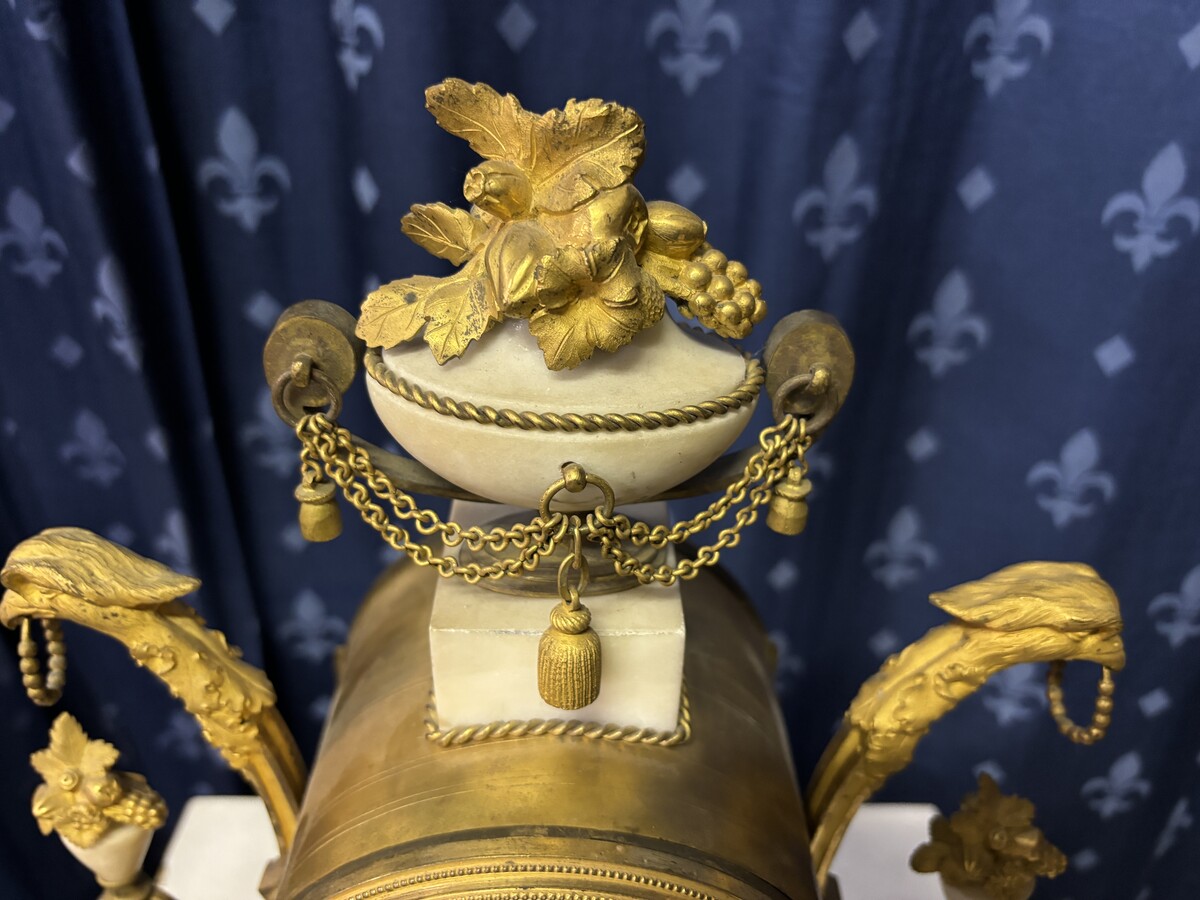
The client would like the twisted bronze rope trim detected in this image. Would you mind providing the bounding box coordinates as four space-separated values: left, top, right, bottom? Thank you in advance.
364 347 762 433
424 681 691 747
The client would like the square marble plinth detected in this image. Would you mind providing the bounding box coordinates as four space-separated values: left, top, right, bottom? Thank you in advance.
429 501 685 732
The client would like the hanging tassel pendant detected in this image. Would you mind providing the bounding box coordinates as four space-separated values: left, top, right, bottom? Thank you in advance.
766 463 812 536
295 478 343 542
538 601 601 710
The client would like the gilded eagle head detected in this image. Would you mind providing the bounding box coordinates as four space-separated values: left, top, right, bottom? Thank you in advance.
1 527 199 626
930 561 1125 670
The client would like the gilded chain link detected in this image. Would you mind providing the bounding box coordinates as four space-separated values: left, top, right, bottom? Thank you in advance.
297 415 568 582
587 417 807 585
556 517 590 609
295 413 809 586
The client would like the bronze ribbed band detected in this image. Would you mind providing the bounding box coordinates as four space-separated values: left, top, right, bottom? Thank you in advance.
364 346 763 433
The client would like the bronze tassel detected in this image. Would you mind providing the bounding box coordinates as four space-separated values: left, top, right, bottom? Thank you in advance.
538 601 601 710
295 478 343 542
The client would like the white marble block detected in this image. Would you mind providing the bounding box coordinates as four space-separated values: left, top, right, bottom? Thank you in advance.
429 501 685 732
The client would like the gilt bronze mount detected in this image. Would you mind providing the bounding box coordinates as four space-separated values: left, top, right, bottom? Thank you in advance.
4 79 1128 900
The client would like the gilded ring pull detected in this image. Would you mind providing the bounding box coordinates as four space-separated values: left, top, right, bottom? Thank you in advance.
771 365 834 431
271 364 342 427
538 463 616 520
1046 661 1116 745
764 309 854 435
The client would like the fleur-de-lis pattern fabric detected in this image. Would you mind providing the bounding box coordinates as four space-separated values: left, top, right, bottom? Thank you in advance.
1 3 1197 898
792 135 878 261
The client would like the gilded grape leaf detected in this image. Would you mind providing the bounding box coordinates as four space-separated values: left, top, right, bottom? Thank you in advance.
31 714 119 782
638 248 689 299
356 276 440 348
527 292 646 370
401 203 488 265
422 258 499 364
360 81 689 367
425 79 534 164
528 98 645 212
425 80 645 214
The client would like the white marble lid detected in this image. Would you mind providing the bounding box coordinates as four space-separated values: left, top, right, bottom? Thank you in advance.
380 315 749 412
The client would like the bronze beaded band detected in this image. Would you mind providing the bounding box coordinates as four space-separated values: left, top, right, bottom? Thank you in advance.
18 617 65 707
1046 660 1115 745
363 346 764 433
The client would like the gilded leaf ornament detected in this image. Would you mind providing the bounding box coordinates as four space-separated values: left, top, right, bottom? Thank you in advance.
528 242 664 369
910 773 1067 900
400 202 489 265
422 259 497 364
356 78 768 370
424 80 537 167
30 713 167 849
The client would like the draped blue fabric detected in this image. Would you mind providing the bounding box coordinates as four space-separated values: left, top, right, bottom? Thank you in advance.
1 1 1198 897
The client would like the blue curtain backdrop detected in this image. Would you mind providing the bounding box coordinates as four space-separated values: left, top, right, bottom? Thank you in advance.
2 1 1199 897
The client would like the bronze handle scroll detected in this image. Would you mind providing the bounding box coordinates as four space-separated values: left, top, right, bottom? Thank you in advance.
0 528 306 853
805 561 1126 892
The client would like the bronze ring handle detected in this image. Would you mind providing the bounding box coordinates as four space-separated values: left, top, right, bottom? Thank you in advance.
272 365 342 427
539 463 616 520
771 365 835 433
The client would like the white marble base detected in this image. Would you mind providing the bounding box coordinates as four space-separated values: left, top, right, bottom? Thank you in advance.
62 823 152 889
158 798 942 900
943 885 1014 900
429 501 685 732
157 796 277 900
829 802 942 900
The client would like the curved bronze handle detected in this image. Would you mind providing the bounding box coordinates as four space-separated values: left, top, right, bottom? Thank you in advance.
805 561 1125 890
1 528 305 852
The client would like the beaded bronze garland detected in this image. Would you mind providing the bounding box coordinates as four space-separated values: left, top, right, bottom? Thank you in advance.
18 617 65 707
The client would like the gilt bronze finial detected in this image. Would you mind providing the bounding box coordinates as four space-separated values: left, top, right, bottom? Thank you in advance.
31 713 167 849
356 78 767 370
911 774 1067 900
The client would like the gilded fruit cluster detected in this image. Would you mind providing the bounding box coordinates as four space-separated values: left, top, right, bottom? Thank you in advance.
356 79 767 370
